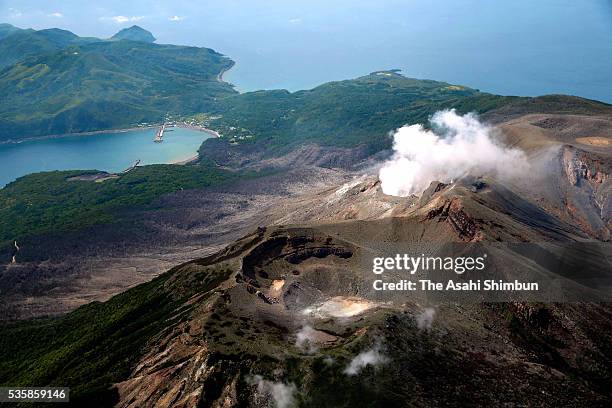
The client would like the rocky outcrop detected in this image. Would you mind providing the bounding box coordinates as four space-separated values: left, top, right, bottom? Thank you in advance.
424 197 482 242
562 146 611 240
562 147 609 187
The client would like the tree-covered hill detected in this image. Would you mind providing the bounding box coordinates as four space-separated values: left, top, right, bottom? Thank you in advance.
196 71 519 164
196 71 612 166
0 24 100 69
0 25 236 141
111 25 156 43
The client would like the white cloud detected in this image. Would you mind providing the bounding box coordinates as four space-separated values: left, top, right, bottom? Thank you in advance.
248 375 297 408
344 343 388 376
289 18 302 24
295 325 318 354
416 307 435 330
9 8 22 18
101 15 145 24
169 15 183 21
48 12 63 18
379 110 529 197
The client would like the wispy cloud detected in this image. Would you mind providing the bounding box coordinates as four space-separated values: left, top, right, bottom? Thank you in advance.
295 325 318 354
101 15 145 24
289 18 302 24
48 12 63 18
169 15 183 22
344 343 388 376
248 375 297 408
8 8 22 18
416 307 435 330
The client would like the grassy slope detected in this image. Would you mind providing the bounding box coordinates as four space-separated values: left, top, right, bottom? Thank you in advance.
0 70 517 249
0 36 235 141
5 71 610 249
200 72 519 156
0 261 233 406
0 27 101 69
197 73 612 167
0 162 251 247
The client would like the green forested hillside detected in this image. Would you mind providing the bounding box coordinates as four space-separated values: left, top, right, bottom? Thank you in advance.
0 161 262 246
3 25 611 249
198 71 519 159
198 71 612 161
111 25 156 43
0 23 21 39
0 25 235 141
0 25 100 69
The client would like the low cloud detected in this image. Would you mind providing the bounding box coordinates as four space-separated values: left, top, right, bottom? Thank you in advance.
379 110 528 197
169 15 183 21
289 18 302 24
102 15 145 24
8 8 22 18
295 325 318 354
344 343 388 375
416 307 435 330
249 375 297 408
48 12 63 18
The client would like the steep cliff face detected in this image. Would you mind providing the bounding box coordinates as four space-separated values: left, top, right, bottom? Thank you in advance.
562 146 611 240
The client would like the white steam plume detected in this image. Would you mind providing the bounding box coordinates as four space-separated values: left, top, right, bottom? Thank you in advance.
379 110 528 197
295 325 318 354
416 307 435 330
248 375 297 408
343 343 388 376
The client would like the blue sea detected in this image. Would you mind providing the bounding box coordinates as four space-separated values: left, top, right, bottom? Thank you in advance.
0 127 212 187
168 0 611 103
1 0 611 187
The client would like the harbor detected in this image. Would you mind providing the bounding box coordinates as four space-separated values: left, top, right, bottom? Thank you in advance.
154 124 166 142
0 127 215 187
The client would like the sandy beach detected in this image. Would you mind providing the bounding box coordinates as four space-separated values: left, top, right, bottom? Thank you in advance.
171 154 200 165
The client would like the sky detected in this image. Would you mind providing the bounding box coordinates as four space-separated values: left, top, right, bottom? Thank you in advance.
1 0 611 101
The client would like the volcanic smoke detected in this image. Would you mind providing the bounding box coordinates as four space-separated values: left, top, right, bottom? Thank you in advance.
379 110 528 196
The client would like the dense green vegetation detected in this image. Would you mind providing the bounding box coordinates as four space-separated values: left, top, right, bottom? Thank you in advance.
0 275 174 405
195 72 612 165
3 25 611 251
111 25 156 43
0 25 235 141
0 260 233 406
0 162 250 246
0 25 99 69
0 23 22 40
199 71 519 157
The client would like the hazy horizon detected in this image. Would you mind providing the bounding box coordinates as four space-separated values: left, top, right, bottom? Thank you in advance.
2 0 612 102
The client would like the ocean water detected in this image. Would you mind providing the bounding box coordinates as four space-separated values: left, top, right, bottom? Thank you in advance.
0 127 213 187
3 1 611 98
1 0 610 187
154 0 611 103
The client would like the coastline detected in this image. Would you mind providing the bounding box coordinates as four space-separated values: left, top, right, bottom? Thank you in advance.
0 123 221 146
2 63 235 147
0 126 158 145
167 124 221 165
173 124 221 138
0 123 220 182
171 154 200 165
217 60 235 84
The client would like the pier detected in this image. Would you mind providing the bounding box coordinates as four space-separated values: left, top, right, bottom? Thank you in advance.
154 124 166 143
